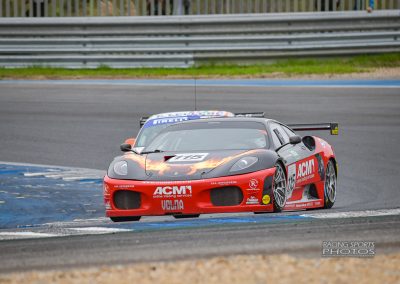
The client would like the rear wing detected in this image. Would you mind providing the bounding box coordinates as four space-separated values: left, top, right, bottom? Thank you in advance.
287 123 339 135
235 112 265 118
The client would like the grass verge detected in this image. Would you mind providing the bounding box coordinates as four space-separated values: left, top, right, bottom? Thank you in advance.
0 53 400 79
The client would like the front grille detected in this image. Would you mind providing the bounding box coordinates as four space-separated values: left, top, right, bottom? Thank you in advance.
113 190 141 210
210 186 243 206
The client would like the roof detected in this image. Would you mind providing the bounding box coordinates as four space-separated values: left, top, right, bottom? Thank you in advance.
142 110 234 129
172 117 271 125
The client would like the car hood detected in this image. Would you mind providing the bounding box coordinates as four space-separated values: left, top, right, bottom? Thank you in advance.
109 148 279 181
144 150 252 180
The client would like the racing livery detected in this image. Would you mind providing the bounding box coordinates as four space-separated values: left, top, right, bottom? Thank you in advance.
104 118 338 222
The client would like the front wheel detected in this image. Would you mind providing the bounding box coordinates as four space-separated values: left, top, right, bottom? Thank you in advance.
324 160 337 209
110 216 141 222
272 163 287 212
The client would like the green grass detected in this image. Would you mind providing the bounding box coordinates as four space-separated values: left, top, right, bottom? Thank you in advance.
1 53 399 79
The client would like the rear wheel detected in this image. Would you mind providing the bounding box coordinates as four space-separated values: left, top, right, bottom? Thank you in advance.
324 160 337 209
272 163 287 212
110 216 141 222
173 214 200 219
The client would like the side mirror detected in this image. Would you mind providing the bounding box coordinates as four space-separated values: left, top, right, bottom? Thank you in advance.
124 137 136 146
120 143 132 152
289 135 302 145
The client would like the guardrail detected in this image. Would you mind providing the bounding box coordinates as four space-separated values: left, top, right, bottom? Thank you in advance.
0 10 399 68
0 0 399 17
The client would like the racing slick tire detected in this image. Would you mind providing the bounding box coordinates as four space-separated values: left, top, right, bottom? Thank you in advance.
272 163 287 212
173 214 200 219
110 216 141 222
323 160 337 209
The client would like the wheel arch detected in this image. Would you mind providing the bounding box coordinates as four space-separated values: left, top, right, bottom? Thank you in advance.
276 158 287 176
328 156 338 177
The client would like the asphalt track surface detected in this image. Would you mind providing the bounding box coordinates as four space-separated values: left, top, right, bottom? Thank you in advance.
0 79 399 272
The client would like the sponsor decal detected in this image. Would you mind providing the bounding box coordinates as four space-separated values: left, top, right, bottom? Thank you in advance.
161 199 184 211
297 158 315 183
104 201 111 210
143 181 193 185
246 188 260 192
114 184 135 188
210 181 237 186
285 200 321 210
262 194 270 205
289 150 299 157
249 179 259 189
151 111 228 120
168 153 209 163
287 164 296 198
246 196 259 205
153 185 192 198
152 116 189 125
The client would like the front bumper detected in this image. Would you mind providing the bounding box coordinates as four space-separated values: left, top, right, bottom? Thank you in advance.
103 168 275 217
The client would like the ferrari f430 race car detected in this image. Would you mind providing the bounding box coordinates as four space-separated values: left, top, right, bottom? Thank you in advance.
103 118 338 222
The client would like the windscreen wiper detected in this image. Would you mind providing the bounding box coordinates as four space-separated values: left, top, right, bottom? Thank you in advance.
141 149 165 154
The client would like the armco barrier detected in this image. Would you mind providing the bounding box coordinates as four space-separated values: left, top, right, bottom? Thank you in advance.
0 10 399 68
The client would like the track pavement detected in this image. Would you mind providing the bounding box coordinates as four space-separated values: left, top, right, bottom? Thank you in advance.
0 79 399 272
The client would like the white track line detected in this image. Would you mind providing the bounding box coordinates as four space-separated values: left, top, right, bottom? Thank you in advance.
0 227 132 240
301 208 400 219
0 232 57 239
2 209 399 241
69 227 132 234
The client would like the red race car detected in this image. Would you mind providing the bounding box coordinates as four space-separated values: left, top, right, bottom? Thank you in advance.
103 118 338 222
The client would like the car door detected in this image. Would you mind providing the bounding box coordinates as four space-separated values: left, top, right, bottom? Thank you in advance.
269 122 321 201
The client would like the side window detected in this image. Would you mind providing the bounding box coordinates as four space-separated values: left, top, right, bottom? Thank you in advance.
270 123 290 147
271 128 282 147
282 125 296 137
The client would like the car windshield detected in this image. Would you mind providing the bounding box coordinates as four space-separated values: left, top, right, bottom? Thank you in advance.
144 121 269 152
135 124 169 147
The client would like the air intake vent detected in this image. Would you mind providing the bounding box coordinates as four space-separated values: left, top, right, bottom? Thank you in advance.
113 190 141 210
210 186 243 206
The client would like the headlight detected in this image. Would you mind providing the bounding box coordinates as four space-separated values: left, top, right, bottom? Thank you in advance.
230 156 258 172
113 161 128 175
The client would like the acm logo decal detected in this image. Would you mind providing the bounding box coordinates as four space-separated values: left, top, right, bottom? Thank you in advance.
296 158 316 184
297 159 315 178
153 185 192 198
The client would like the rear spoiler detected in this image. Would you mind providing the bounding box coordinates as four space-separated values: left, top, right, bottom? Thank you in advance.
287 123 339 135
234 112 265 118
